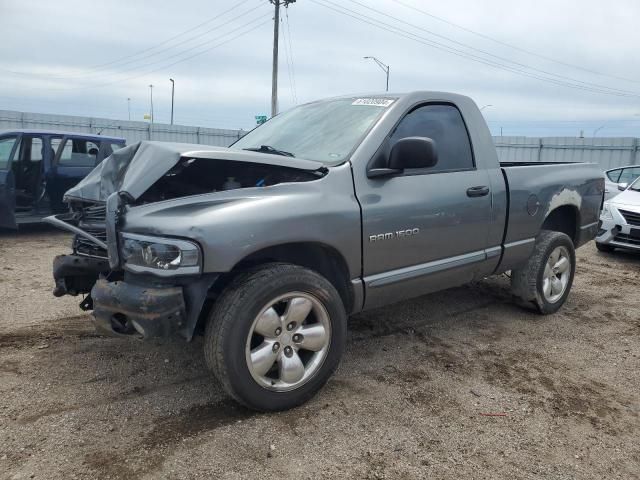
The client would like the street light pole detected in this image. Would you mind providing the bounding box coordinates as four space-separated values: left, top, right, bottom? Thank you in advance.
386 65 390 92
594 114 640 137
149 84 154 140
364 56 390 92
169 78 175 125
127 97 131 121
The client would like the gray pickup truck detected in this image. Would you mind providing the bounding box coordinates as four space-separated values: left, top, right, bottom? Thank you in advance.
47 92 603 411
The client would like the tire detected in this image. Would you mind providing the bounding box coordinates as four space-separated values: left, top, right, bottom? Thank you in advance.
511 230 576 315
595 242 615 253
204 263 347 411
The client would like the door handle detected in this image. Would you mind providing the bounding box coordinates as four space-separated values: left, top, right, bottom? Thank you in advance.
466 186 490 197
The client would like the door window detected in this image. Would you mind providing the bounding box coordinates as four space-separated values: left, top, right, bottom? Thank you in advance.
389 104 474 173
58 138 100 167
0 137 18 170
50 137 64 157
29 137 44 163
618 167 640 185
606 169 621 182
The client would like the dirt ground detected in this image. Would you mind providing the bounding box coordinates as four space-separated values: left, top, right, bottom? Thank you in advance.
0 227 638 480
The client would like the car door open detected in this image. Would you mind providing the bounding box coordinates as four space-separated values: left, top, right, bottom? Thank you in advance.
0 136 20 229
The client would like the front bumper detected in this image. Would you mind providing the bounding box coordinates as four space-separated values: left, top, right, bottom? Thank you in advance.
53 254 110 297
89 273 218 341
595 207 640 251
91 279 186 338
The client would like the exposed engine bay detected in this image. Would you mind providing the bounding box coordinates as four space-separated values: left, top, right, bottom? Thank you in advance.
46 153 327 300
137 157 325 204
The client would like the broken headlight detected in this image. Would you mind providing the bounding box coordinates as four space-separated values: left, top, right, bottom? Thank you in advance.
120 233 201 276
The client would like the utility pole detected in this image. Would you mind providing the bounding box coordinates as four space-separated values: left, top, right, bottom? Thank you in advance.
270 0 295 117
127 97 131 121
169 78 175 125
149 84 154 140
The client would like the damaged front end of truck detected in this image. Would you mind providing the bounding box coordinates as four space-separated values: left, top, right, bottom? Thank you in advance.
46 141 326 340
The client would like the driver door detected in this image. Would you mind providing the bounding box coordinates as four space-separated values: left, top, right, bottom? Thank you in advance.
356 104 495 309
0 135 20 229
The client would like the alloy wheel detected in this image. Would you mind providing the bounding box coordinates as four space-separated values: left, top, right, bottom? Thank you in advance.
245 292 331 392
542 246 571 303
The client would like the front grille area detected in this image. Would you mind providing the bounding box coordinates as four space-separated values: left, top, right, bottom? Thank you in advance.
619 209 640 227
613 233 640 247
82 203 107 224
73 202 108 258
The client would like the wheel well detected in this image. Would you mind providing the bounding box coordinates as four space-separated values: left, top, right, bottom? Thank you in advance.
211 242 354 313
541 205 579 245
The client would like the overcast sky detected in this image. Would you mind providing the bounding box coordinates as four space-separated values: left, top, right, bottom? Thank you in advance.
2 0 640 137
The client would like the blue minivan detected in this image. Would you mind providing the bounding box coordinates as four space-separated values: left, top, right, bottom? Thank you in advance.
0 129 126 229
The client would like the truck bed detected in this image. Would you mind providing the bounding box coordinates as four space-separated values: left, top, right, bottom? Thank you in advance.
497 161 603 272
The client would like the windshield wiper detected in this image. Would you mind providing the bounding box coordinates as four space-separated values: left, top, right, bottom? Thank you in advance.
242 145 295 157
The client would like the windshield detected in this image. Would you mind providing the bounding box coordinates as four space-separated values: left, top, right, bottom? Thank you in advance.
232 97 396 163
630 177 640 192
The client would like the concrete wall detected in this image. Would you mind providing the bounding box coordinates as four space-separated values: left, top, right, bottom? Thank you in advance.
0 110 244 147
2 109 637 171
493 136 638 170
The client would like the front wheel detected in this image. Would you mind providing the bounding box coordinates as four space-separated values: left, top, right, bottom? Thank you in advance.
511 230 576 314
204 263 347 411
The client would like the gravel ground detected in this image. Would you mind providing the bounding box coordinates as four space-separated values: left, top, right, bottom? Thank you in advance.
0 227 639 480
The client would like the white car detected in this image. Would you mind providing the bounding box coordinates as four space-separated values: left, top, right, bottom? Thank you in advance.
596 177 640 252
604 165 640 201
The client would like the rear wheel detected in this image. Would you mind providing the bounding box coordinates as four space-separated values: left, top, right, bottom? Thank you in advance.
511 230 576 314
595 242 615 253
204 263 347 411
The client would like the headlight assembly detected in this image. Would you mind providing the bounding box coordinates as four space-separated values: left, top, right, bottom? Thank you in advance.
600 203 613 220
120 233 201 276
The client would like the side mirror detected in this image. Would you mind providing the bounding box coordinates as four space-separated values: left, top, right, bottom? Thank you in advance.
618 182 628 191
389 137 438 170
368 137 438 178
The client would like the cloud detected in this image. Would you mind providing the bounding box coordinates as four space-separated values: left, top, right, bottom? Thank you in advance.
2 0 640 136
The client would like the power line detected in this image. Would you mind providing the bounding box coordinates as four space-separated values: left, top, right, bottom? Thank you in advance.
71 2 266 79
342 0 639 97
285 7 299 103
70 11 270 84
4 4 268 83
310 0 640 99
281 15 297 103
72 17 272 90
280 17 295 103
0 0 259 79
390 0 640 86
1 15 272 92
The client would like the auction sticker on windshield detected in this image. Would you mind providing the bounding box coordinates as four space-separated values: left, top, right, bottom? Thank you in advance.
352 98 395 107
